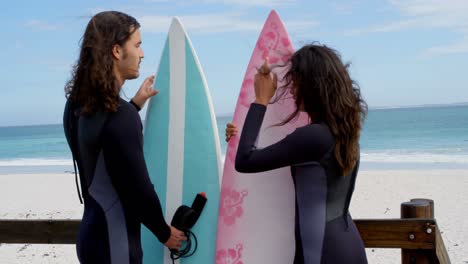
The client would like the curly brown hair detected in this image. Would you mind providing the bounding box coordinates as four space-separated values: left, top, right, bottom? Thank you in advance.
64 11 140 115
277 43 367 176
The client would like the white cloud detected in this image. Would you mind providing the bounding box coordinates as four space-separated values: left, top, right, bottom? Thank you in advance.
345 19 421 36
331 1 360 15
200 0 294 6
347 0 468 34
425 37 468 55
88 7 106 15
135 0 294 7
140 13 317 34
138 15 172 33
345 0 468 54
143 0 170 2
391 0 468 30
24 20 60 31
389 0 468 17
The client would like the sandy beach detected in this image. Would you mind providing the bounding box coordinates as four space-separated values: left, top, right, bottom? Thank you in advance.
0 170 467 264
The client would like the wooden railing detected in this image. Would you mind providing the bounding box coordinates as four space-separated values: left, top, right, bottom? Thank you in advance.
356 198 450 264
0 198 450 263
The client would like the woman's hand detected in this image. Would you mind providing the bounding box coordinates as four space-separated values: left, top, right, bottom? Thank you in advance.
132 75 158 109
225 122 238 142
254 58 277 106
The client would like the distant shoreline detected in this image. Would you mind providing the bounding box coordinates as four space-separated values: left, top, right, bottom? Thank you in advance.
2 102 467 128
370 102 468 111
1 160 468 175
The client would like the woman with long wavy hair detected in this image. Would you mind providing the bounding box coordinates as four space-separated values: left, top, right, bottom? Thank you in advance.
226 44 368 263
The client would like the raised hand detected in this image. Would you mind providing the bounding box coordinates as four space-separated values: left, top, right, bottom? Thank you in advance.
132 75 159 109
254 58 278 106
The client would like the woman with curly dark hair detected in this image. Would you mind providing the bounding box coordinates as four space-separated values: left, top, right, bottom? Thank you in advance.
63 11 185 264
226 44 368 263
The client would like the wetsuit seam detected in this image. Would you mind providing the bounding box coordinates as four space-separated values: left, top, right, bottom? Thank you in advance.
327 213 348 223
104 197 122 213
320 171 329 264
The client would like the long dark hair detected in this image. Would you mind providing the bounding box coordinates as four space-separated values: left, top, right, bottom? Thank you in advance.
64 11 140 115
278 43 367 176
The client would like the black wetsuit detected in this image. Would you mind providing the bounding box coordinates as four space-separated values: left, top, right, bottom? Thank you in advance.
63 98 170 264
235 103 368 264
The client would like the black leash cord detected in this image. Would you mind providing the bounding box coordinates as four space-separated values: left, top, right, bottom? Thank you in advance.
170 229 198 264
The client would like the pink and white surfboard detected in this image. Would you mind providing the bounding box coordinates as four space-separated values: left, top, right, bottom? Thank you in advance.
215 10 309 264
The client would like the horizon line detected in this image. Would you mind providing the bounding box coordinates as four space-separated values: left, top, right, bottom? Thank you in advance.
1 101 467 128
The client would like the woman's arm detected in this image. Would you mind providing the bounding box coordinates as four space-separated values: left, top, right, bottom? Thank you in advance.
235 103 333 173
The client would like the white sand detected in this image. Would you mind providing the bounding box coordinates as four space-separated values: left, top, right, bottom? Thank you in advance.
0 173 82 264
351 170 468 264
0 170 467 264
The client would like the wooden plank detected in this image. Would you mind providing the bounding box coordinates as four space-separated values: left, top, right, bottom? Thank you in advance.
0 219 79 244
355 219 436 249
0 216 449 264
435 223 451 264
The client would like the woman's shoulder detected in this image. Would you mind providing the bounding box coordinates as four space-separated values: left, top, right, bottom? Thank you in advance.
293 123 334 144
296 122 332 135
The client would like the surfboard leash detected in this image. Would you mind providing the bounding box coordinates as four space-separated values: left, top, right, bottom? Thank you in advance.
169 192 207 263
169 229 198 263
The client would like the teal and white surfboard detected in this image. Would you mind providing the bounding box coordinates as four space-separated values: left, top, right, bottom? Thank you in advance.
142 17 222 264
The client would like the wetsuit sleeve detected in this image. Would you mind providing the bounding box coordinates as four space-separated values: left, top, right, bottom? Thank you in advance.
103 105 171 243
235 103 334 173
129 99 142 111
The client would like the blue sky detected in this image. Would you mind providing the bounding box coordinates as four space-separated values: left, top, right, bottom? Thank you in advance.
2 0 468 126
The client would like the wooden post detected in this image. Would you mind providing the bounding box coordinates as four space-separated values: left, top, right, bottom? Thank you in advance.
410 198 434 217
401 199 438 264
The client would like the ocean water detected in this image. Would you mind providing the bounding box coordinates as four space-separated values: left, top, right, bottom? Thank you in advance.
0 105 467 173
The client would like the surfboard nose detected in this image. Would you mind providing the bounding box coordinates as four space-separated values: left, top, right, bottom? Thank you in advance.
169 16 185 32
268 9 280 20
